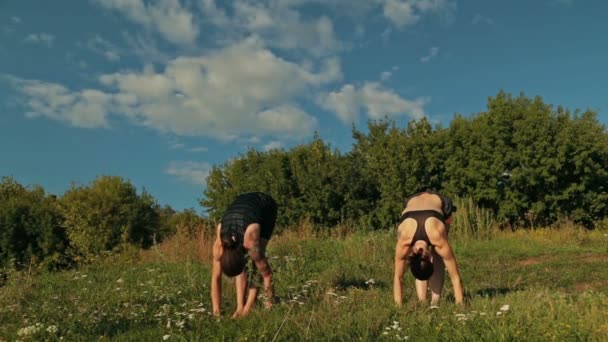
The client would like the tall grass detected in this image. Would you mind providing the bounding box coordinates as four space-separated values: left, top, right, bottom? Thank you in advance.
450 197 499 241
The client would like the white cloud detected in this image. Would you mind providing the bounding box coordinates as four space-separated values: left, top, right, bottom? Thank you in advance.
380 71 393 82
201 0 344 56
82 35 121 61
5 76 110 128
98 38 337 138
263 141 284 151
122 32 171 63
94 0 198 46
165 161 211 185
381 0 455 28
383 0 419 28
24 33 55 46
472 14 494 25
420 46 439 63
6 38 340 140
319 82 428 123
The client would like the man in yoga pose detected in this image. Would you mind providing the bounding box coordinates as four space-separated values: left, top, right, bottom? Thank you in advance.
211 192 278 318
393 191 464 306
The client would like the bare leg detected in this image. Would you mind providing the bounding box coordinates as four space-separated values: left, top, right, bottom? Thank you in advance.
415 279 428 302
243 285 259 315
429 253 445 305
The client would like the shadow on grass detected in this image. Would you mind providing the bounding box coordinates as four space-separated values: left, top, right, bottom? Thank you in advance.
443 287 525 303
335 277 388 290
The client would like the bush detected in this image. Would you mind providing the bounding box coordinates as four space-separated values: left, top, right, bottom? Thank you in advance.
59 176 161 259
0 177 69 270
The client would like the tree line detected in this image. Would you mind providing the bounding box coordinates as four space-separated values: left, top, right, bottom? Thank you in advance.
0 175 204 270
2 91 607 270
202 91 608 231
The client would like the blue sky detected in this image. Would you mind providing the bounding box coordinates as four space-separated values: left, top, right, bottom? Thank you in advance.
1 0 607 213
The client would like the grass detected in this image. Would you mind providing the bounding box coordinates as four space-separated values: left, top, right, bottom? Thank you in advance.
1 226 607 341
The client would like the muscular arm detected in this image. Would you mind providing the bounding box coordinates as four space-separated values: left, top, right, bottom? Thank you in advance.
433 238 464 305
393 228 411 306
245 226 274 306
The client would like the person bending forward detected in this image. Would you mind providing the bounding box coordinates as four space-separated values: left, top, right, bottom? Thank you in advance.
211 192 278 318
393 191 464 306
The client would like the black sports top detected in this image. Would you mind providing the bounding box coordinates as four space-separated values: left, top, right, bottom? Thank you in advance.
220 192 278 246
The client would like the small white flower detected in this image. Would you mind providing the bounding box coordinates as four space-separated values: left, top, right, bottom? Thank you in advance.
500 304 510 312
496 312 502 316
383 331 389 335
116 278 123 284
365 278 376 285
163 335 170 340
46 325 58 334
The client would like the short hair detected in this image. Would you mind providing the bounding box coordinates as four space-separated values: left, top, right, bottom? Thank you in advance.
409 253 434 281
220 247 247 277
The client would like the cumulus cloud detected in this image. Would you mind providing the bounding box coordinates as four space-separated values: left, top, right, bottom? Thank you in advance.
6 38 340 140
381 0 455 28
420 46 439 63
5 76 110 128
197 0 343 56
165 161 211 185
24 33 55 46
319 82 428 123
94 0 198 46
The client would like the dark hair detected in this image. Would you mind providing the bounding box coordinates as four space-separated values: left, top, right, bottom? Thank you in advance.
220 246 247 277
409 252 434 281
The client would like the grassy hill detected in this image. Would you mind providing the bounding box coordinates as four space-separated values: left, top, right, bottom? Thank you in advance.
1 226 607 341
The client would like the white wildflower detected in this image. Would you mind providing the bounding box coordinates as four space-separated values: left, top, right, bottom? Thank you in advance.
163 335 170 340
500 304 510 312
116 278 123 284
46 325 58 334
365 278 376 285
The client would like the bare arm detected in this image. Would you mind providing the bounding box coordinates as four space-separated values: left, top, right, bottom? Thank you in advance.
393 228 411 306
211 239 223 316
434 239 464 305
245 226 274 307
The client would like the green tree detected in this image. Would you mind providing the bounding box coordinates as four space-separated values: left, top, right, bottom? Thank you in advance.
0 177 68 269
59 176 161 258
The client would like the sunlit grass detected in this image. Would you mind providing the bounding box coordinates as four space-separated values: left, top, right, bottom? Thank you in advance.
1 225 607 341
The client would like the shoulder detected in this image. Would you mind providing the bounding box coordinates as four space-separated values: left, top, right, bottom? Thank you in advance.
425 220 448 246
243 223 262 248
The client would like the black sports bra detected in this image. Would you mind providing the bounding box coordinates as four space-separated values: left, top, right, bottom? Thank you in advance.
397 210 445 247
